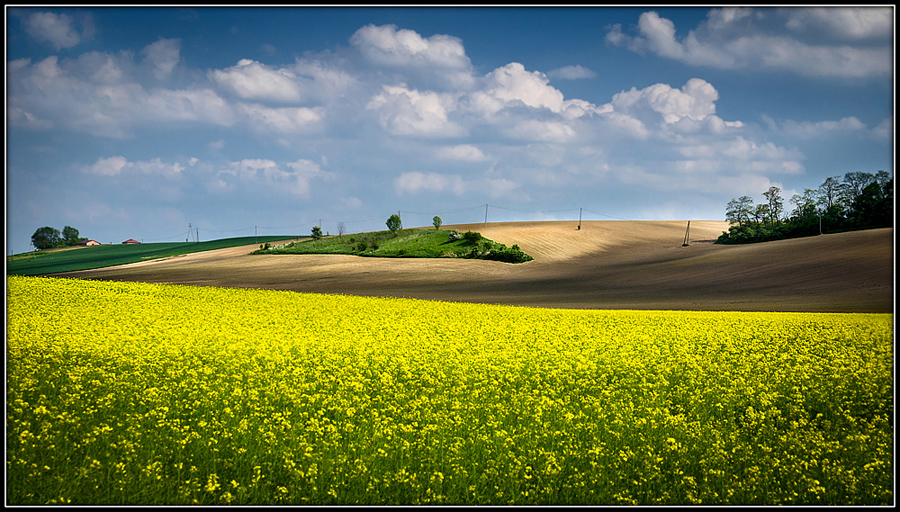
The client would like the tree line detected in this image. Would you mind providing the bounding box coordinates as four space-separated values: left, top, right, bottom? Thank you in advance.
717 170 893 244
31 226 87 251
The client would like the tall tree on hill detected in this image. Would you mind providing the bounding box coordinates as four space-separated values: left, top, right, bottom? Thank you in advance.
790 189 819 220
840 172 876 208
31 227 61 250
725 195 754 227
851 180 892 228
62 226 81 246
763 186 784 225
818 176 842 211
753 203 770 227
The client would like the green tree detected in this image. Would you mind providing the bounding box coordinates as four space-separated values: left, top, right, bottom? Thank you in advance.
789 189 819 221
31 226 62 250
817 175 842 210
851 180 891 228
433 216 442 230
386 214 402 236
311 225 323 240
763 186 784 225
726 196 754 227
839 171 876 212
62 226 81 246
753 203 770 227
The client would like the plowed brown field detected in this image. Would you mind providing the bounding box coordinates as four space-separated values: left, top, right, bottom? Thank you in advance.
52 221 894 312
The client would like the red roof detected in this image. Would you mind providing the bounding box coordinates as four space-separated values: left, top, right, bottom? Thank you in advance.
122 238 140 244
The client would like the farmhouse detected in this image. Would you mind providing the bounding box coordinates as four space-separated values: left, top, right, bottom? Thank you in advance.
122 238 141 244
76 239 101 246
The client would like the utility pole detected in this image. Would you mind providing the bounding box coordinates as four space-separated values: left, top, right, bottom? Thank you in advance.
255 226 258 244
578 207 583 230
196 227 199 243
484 204 488 226
682 220 691 246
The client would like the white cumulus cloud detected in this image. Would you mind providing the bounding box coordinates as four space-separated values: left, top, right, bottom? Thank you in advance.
606 8 893 78
367 84 464 137
141 38 181 81
215 158 330 197
210 59 303 103
236 103 323 133
351 24 471 70
436 144 488 162
608 78 719 126
22 11 93 50
83 156 185 178
395 171 467 196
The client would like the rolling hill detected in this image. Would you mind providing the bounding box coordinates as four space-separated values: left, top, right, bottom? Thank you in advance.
46 221 893 313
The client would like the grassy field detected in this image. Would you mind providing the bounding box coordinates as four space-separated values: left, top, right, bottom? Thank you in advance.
6 236 298 276
6 275 893 505
255 228 532 263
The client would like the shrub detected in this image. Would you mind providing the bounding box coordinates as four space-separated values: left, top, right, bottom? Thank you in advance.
482 243 533 263
448 230 462 242
463 231 482 244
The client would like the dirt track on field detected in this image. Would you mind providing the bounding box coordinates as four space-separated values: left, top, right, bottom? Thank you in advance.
52 221 894 312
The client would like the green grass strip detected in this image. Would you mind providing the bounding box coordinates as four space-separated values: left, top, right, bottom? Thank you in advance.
255 228 532 263
7 236 298 276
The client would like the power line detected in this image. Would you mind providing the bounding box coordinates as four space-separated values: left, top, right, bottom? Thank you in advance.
110 203 667 244
488 204 581 215
398 204 486 216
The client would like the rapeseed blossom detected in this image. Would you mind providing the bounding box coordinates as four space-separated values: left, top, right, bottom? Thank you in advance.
6 276 893 505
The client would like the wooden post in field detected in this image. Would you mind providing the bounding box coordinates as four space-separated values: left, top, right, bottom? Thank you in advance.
682 220 691 246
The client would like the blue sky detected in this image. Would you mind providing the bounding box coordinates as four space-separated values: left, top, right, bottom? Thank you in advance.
5 6 894 254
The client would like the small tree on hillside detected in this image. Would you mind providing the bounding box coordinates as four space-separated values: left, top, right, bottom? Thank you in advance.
386 214 402 236
433 216 442 230
311 225 323 240
337 221 346 237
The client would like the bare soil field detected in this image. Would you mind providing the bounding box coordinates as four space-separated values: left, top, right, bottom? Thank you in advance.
52 221 893 312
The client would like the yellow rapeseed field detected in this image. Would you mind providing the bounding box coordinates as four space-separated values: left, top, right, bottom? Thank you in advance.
5 275 893 505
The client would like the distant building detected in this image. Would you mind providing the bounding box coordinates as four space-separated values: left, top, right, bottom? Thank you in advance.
76 239 101 246
122 238 141 244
